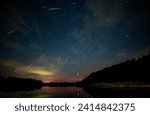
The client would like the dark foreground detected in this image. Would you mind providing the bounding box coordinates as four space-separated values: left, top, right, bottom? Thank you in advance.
0 80 150 98
83 85 150 98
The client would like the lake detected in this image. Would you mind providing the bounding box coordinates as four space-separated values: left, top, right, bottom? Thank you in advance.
1 84 150 98
0 87 92 98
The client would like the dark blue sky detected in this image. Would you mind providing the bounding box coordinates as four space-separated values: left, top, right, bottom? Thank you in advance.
0 0 150 82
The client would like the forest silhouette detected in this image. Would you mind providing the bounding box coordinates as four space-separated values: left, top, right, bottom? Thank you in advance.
82 54 150 84
0 76 42 92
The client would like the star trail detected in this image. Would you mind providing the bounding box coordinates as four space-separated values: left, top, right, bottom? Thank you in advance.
0 0 150 82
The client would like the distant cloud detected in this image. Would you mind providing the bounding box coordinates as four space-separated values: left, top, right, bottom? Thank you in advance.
0 59 54 76
35 54 52 66
5 8 32 36
0 40 25 52
86 0 125 27
68 0 125 45
1 6 42 37
34 54 61 73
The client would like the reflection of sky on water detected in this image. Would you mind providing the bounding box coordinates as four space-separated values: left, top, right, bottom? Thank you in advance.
0 87 91 98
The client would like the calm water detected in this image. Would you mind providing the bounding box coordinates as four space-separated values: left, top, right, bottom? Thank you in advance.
1 84 150 98
0 87 92 98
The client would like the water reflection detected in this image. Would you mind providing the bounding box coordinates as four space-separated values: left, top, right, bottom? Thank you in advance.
0 87 91 98
1 84 150 98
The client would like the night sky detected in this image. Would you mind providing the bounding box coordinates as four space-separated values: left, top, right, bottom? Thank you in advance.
0 0 150 82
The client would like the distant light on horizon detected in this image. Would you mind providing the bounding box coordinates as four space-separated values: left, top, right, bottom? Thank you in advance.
26 69 54 76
